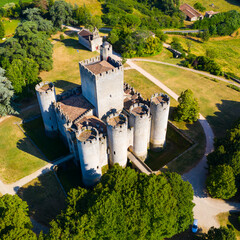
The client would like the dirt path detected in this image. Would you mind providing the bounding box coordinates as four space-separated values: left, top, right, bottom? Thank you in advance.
127 59 240 230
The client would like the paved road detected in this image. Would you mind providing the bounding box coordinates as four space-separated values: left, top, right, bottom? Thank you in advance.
163 30 204 33
127 59 240 230
131 59 240 87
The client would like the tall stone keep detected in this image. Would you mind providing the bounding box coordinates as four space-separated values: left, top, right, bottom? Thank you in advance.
35 82 58 138
79 43 124 119
150 93 170 150
106 112 128 167
129 103 151 160
76 126 102 186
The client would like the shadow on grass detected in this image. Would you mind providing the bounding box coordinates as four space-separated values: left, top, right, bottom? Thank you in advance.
19 117 69 161
225 0 240 7
54 79 80 93
206 99 240 138
61 38 89 51
228 211 240 232
17 172 66 226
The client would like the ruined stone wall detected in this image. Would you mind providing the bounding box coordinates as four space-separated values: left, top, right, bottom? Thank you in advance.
78 35 91 51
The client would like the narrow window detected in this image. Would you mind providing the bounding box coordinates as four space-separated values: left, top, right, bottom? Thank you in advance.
114 151 116 155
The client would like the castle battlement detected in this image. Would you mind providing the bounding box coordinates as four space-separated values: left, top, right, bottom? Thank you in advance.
106 112 127 129
129 103 150 118
107 56 122 68
35 82 54 94
76 126 98 144
150 93 170 106
56 87 82 102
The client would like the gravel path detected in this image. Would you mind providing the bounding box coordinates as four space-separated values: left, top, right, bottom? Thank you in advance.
127 59 240 230
131 59 240 87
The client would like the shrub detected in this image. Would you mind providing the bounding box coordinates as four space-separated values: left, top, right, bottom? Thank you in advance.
60 33 65 41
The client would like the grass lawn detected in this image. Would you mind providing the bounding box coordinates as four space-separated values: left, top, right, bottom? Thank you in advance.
134 62 240 138
40 33 98 94
65 0 102 15
180 0 240 13
217 212 240 239
56 160 84 193
0 116 47 184
0 0 32 7
2 18 20 37
124 69 206 174
21 117 69 161
18 171 66 226
145 123 192 171
160 35 240 75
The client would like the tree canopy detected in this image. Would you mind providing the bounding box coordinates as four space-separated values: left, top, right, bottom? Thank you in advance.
47 165 194 239
173 89 200 123
0 194 36 240
0 68 16 116
207 119 240 199
204 226 237 240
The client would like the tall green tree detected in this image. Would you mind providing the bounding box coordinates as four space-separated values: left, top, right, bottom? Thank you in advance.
47 165 194 239
207 164 237 199
0 21 5 39
174 89 200 123
0 194 36 239
0 68 16 116
49 0 75 28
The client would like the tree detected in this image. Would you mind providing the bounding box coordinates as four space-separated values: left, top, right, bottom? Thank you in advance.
207 165 237 199
206 226 236 240
174 89 200 123
15 21 53 71
0 21 5 39
193 2 206 12
49 0 75 28
6 58 39 95
0 194 36 239
0 68 16 116
47 165 194 239
201 30 210 42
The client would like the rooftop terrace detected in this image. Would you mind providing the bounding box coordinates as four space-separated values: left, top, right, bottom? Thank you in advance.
85 60 115 75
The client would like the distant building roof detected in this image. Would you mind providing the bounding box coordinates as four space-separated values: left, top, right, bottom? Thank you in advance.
205 11 219 17
58 95 93 122
85 60 115 75
180 3 202 19
78 29 93 40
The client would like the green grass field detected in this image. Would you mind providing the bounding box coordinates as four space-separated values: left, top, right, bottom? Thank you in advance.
0 116 47 184
180 0 240 13
0 0 32 7
40 33 98 94
124 69 206 174
21 117 69 161
18 172 66 226
134 62 240 138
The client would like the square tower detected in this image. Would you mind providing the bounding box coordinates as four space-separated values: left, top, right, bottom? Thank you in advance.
79 43 123 119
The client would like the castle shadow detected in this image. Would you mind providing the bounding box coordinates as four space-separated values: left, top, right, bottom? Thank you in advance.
224 0 240 7
17 171 67 229
17 137 47 162
206 99 240 138
54 79 80 93
62 38 89 51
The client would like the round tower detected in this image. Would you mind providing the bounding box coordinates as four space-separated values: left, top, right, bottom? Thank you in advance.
150 93 170 150
35 82 58 138
100 41 112 61
129 103 151 160
76 126 102 186
106 112 128 167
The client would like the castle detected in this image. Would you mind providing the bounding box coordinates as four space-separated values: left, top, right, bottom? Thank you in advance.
35 42 170 186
